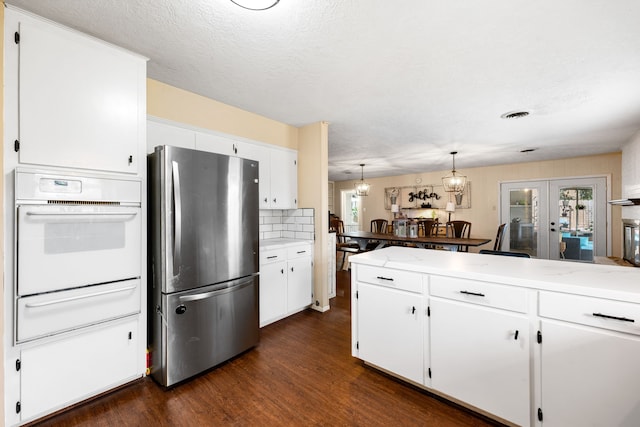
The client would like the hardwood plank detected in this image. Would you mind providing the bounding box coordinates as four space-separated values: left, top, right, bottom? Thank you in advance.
30 270 503 427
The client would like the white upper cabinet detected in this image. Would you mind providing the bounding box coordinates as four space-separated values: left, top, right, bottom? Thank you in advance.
6 9 146 174
149 120 297 210
195 132 237 157
147 121 196 154
269 149 298 209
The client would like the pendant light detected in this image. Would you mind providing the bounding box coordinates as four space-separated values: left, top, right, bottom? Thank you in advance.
442 151 467 196
355 164 370 196
230 0 280 10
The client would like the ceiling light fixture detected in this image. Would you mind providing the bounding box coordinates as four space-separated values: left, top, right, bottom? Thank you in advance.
230 0 280 10
355 164 370 196
442 151 467 203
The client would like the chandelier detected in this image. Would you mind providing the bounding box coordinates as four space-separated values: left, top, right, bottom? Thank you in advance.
230 0 280 11
442 151 467 197
355 164 370 196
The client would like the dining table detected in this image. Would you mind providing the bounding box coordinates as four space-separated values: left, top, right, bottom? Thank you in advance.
338 230 492 252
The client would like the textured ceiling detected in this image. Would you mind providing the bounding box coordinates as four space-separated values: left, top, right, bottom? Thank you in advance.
8 0 640 181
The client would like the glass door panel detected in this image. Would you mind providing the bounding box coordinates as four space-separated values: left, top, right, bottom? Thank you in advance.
341 190 362 232
549 178 607 262
501 181 548 258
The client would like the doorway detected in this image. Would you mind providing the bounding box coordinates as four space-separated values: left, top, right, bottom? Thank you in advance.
500 177 608 261
341 190 362 232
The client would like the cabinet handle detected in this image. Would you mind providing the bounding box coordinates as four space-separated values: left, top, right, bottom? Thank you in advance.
297 250 306 254
460 290 485 297
411 306 416 314
264 197 268 203
514 330 519 340
291 267 294 272
592 312 635 323
267 255 278 259
376 276 394 281
280 269 284 274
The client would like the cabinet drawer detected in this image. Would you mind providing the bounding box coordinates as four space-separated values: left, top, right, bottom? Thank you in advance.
16 279 140 342
20 318 140 421
430 276 528 313
539 292 640 336
287 244 312 259
260 248 286 265
356 265 423 293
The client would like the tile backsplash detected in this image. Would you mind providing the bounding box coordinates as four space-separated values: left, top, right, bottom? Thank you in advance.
259 208 315 240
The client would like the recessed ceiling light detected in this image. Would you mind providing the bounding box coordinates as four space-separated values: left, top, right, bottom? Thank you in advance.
501 111 530 119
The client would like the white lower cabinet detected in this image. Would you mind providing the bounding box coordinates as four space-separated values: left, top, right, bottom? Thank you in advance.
353 265 425 384
260 241 313 327
260 260 288 326
357 282 424 384
430 298 530 426
19 318 140 422
287 256 313 313
350 250 640 427
538 292 640 426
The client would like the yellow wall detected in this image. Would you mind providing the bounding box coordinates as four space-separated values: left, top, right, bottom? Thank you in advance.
335 153 623 257
298 122 330 310
147 79 297 150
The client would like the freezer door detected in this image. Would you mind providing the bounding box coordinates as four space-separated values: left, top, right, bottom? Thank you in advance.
153 276 259 387
149 146 260 294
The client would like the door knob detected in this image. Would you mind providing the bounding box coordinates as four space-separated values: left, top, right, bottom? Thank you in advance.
550 228 556 232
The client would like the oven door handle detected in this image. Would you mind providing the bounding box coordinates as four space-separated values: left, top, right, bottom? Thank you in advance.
26 211 138 217
24 285 137 308
172 161 182 276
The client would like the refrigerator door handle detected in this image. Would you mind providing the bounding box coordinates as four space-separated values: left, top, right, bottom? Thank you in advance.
178 279 254 302
172 160 182 276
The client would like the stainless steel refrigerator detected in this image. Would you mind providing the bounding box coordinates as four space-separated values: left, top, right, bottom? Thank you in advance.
148 145 260 387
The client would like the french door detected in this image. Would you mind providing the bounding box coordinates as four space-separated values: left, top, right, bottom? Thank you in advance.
500 177 608 261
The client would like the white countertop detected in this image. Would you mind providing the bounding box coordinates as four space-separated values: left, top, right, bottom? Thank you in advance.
350 247 640 303
260 238 313 249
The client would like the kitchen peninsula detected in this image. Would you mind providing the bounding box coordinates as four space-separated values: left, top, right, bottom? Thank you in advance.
350 247 640 427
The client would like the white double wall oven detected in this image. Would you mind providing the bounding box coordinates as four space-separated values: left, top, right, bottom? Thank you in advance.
14 169 142 344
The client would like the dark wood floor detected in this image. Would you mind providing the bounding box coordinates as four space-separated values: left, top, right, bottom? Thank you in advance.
32 270 502 427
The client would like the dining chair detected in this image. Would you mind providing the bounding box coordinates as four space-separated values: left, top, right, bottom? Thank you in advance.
370 219 388 234
446 220 471 252
493 223 507 251
366 219 389 250
417 219 439 237
335 219 361 270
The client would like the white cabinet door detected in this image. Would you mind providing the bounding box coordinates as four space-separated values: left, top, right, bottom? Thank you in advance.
357 282 424 384
270 149 297 209
147 121 195 154
20 319 139 422
540 320 640 427
195 132 237 156
259 261 287 327
16 14 144 174
242 144 271 209
430 299 530 426
287 257 312 313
